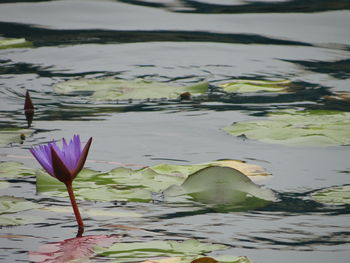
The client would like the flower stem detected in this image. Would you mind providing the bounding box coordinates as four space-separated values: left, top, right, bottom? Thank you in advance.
65 182 84 236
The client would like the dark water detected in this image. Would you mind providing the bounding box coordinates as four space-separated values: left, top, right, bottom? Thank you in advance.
0 0 350 262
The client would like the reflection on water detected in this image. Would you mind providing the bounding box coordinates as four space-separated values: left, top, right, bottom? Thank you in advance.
0 0 350 262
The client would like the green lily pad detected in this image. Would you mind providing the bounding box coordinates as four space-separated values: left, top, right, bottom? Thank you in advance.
311 185 350 205
224 109 350 146
36 160 272 205
0 128 34 146
0 38 32 49
0 215 40 226
219 79 291 93
0 196 42 226
0 196 42 214
0 161 37 178
36 166 184 202
53 78 209 101
164 166 276 210
96 239 226 262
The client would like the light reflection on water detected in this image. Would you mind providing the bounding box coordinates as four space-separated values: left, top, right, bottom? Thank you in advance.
0 0 350 262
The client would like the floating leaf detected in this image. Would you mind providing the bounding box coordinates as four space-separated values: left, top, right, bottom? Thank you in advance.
35 159 271 205
29 234 120 263
311 185 350 205
0 215 40 226
96 239 226 262
219 79 291 93
36 166 183 202
164 166 276 209
54 78 209 101
0 161 36 178
224 110 350 146
0 196 42 214
0 128 34 146
0 196 42 226
0 38 32 49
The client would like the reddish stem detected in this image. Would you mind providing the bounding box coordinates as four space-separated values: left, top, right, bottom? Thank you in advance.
65 182 84 236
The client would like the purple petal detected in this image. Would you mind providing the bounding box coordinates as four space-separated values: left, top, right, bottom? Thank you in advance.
73 137 92 179
51 147 73 184
30 145 54 177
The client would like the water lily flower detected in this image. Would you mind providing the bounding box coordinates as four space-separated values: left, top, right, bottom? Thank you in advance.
30 135 92 235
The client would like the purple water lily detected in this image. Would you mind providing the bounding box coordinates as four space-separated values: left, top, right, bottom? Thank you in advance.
30 135 92 236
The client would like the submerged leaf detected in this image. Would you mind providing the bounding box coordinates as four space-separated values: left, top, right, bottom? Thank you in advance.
54 78 209 101
0 38 32 49
224 109 350 146
311 185 350 205
0 128 34 146
219 79 291 93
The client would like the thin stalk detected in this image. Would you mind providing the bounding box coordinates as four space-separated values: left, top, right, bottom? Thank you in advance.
65 182 84 236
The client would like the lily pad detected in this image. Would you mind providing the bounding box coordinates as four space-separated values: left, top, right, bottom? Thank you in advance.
219 79 291 93
0 216 40 226
0 128 34 146
35 160 272 205
53 78 209 101
224 109 350 146
0 161 37 178
0 38 32 49
96 239 226 262
164 166 276 209
36 167 183 202
311 185 350 205
0 196 42 214
0 196 42 226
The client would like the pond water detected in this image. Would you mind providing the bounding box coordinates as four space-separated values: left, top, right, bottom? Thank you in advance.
1 0 350 262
